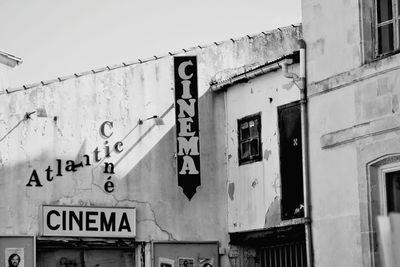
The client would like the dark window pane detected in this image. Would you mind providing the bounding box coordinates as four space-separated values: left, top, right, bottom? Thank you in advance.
377 0 393 23
241 141 251 159
378 24 394 54
398 0 400 15
250 139 259 156
240 122 249 140
249 119 259 138
398 19 400 41
386 171 400 213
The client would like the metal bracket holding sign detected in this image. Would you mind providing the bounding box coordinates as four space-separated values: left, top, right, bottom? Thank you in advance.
152 241 218 267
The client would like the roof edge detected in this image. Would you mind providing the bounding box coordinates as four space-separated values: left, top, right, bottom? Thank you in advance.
1 23 301 95
210 52 299 92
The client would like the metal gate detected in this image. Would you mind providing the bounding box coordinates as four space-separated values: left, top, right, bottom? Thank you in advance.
260 241 306 267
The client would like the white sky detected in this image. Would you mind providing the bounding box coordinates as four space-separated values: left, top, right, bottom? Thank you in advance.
0 0 301 86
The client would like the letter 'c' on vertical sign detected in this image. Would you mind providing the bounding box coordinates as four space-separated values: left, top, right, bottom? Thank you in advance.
174 56 201 200
178 60 194 80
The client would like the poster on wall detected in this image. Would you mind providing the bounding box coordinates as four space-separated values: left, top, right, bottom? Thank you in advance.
174 56 201 201
178 257 194 267
5 248 24 267
199 257 214 267
0 237 33 267
152 241 219 267
158 257 175 267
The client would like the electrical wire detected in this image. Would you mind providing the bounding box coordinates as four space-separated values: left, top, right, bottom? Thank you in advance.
0 111 35 143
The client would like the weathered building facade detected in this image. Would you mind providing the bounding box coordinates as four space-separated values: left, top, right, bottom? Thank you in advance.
211 54 307 266
2 0 398 265
0 25 302 267
303 0 400 266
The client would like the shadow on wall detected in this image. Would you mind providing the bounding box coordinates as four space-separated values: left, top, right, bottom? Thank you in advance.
110 89 227 241
0 90 228 242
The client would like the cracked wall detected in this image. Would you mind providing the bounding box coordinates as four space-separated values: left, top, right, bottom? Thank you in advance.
0 26 300 266
0 56 225 240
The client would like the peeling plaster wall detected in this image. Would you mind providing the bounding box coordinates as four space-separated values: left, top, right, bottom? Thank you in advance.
225 65 300 232
0 26 301 265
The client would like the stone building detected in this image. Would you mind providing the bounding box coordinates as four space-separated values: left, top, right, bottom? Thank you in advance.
303 0 400 266
0 25 303 267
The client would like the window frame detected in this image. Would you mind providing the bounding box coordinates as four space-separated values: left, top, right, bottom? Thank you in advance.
365 155 400 266
378 162 400 215
374 0 400 57
237 112 262 166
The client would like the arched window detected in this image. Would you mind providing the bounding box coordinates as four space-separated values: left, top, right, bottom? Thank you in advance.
367 154 400 265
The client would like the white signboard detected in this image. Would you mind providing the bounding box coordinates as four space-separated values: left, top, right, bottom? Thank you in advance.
41 205 136 238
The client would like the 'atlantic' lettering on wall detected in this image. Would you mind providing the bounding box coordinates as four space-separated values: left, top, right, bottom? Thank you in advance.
174 56 201 200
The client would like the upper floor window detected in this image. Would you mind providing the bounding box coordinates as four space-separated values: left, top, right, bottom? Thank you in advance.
375 0 400 55
238 113 262 165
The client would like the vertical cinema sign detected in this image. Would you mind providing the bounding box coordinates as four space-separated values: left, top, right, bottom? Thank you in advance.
174 56 201 200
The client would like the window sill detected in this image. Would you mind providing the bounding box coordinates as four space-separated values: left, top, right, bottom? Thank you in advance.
238 157 262 166
367 49 400 64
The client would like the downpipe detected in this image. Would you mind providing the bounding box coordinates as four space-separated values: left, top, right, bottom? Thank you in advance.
282 39 313 267
299 39 313 267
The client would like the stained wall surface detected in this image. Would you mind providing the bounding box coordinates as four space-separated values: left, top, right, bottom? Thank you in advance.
224 64 300 232
0 25 301 265
302 0 361 83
